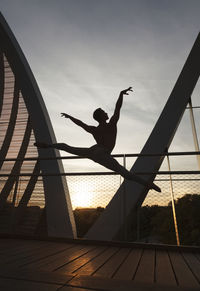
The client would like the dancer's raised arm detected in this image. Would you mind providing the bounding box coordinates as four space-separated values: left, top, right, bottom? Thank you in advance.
110 87 133 124
61 113 95 133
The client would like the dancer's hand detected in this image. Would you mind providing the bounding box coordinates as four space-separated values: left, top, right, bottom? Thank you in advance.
61 113 70 118
121 87 133 95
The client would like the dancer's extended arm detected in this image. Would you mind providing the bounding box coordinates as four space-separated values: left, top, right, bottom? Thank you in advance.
110 87 133 124
61 113 95 133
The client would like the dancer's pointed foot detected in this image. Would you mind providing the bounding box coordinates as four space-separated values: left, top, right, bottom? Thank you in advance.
151 183 161 192
34 142 50 148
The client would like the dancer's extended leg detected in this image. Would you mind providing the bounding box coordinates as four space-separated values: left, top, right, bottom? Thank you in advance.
34 142 90 157
90 153 161 192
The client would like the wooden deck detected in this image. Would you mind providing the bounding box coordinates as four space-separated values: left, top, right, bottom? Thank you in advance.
0 237 200 290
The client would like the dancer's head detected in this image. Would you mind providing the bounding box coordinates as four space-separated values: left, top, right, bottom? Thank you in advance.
93 108 108 122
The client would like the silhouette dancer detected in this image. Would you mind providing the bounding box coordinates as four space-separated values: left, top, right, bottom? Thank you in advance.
34 87 161 192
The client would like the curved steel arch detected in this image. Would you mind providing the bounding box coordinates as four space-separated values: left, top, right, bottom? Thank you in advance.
0 13 76 238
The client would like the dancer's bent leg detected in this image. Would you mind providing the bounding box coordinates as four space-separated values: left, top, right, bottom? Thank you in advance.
91 153 161 192
34 142 90 157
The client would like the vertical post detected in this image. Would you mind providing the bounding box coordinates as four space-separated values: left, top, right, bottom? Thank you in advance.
188 98 200 169
123 154 127 241
136 206 140 241
10 176 19 233
119 160 123 239
12 177 19 206
167 155 180 246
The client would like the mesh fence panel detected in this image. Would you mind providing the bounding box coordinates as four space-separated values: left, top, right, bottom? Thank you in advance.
1 154 200 245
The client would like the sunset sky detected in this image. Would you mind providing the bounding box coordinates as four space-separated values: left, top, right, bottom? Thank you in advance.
1 0 200 209
1 0 200 174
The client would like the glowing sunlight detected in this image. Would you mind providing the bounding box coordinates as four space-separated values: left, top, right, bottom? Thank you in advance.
70 180 95 209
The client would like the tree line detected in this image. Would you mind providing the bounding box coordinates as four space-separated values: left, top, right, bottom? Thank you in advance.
74 194 200 245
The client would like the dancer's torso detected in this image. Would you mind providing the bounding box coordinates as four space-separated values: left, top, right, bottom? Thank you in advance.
92 122 117 153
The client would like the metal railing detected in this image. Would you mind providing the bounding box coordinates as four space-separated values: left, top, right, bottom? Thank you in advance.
0 150 200 245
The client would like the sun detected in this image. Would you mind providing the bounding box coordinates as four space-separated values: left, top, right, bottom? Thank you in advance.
71 190 93 208
70 181 95 209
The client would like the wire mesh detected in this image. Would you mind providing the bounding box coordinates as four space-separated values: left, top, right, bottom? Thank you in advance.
68 174 121 209
63 153 200 245
133 174 200 245
1 153 200 245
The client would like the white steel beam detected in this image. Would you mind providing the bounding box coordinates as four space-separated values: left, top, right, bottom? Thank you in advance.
85 33 200 241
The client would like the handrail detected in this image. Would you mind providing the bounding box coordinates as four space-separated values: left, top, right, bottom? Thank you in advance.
1 150 200 162
0 170 200 177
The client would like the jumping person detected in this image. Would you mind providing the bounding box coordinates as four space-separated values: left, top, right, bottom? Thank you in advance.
34 87 161 192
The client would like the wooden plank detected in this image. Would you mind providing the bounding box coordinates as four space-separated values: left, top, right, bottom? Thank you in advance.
19 244 80 269
0 277 61 291
15 245 74 268
7 243 75 268
0 267 74 285
16 241 74 264
74 247 119 276
0 241 67 264
69 275 137 291
134 249 155 284
0 241 54 258
1 239 54 254
0 240 49 263
12 241 61 262
93 248 130 278
0 239 39 254
155 250 177 286
113 248 143 280
69 275 199 291
0 240 71 264
182 252 200 283
61 287 96 291
61 287 95 291
56 246 107 274
37 244 98 272
195 252 200 262
169 251 199 288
